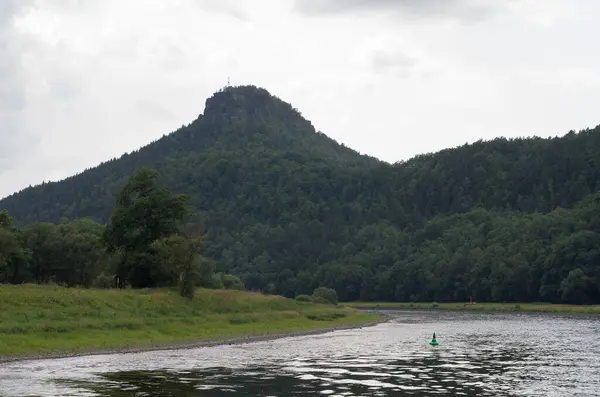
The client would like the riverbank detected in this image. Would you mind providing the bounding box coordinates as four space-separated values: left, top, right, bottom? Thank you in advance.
0 284 383 361
346 301 600 314
0 319 386 364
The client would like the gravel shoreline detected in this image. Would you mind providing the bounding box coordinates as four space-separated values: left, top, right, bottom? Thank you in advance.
0 316 389 364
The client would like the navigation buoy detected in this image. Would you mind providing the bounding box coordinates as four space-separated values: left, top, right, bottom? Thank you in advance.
429 332 439 346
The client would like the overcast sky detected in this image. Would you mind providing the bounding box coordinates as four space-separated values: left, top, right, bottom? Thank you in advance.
1 0 599 198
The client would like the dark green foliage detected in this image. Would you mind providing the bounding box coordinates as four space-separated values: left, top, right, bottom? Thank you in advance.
0 213 24 282
0 169 223 295
103 167 190 253
0 214 107 286
1 85 600 303
152 234 205 299
220 273 244 290
21 218 106 286
313 287 339 305
103 167 191 289
295 294 312 302
92 272 115 289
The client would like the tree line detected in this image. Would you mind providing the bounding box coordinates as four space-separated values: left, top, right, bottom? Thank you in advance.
2 165 599 303
0 167 244 298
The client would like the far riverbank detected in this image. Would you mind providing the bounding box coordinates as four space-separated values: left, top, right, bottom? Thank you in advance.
346 301 600 315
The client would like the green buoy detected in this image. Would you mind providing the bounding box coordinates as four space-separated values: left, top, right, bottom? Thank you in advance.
429 332 439 346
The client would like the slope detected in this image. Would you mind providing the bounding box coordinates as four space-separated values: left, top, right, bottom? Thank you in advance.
0 85 380 225
0 284 379 358
390 127 600 217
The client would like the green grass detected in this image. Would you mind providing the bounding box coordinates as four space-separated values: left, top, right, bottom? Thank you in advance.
345 301 600 314
0 284 380 358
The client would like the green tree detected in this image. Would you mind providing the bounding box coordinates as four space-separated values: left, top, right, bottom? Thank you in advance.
0 227 23 281
220 273 244 290
312 286 338 305
560 268 593 304
153 234 206 298
103 167 190 288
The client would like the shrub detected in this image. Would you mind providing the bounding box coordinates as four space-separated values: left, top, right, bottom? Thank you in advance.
92 272 114 289
207 273 225 289
295 294 312 302
264 283 277 294
221 274 244 290
312 287 338 305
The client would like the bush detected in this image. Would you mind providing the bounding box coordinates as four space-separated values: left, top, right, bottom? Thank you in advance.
312 287 338 305
221 274 244 290
207 273 225 289
264 283 277 294
92 272 114 289
295 294 312 302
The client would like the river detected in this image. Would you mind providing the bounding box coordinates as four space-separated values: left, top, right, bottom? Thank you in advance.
1 310 599 396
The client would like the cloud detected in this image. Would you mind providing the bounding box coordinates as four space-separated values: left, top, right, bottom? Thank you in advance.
294 0 513 22
193 0 248 21
371 50 417 77
0 1 30 111
0 0 37 170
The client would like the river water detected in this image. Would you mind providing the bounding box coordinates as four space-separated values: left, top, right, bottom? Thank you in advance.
1 310 599 396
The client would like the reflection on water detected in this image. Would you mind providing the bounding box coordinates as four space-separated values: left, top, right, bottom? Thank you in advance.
1 311 599 396
58 351 524 396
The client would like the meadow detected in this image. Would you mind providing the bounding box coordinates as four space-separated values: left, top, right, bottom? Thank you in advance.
0 284 380 359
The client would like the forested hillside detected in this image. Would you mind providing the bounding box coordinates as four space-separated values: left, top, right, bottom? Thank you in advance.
1 85 600 304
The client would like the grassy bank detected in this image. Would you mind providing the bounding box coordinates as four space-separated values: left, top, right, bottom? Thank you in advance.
0 285 381 359
346 301 600 315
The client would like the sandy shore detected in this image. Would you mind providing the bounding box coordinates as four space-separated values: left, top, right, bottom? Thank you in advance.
0 317 389 364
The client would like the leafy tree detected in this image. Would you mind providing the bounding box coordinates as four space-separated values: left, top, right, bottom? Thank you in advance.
220 273 244 290
153 234 205 298
0 227 23 281
295 294 312 302
103 167 190 252
312 286 338 305
560 268 593 304
103 167 190 288
0 210 14 229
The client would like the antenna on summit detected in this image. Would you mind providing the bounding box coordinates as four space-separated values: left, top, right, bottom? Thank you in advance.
227 77 231 87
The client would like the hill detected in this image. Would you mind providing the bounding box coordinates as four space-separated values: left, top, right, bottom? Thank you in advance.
1 85 600 304
390 129 600 216
0 284 378 359
0 85 379 225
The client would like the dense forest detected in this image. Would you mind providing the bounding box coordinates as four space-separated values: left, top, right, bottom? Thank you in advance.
1 85 600 304
0 166 246 298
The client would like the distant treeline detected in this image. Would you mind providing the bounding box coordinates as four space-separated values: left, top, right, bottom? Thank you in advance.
2 169 598 304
